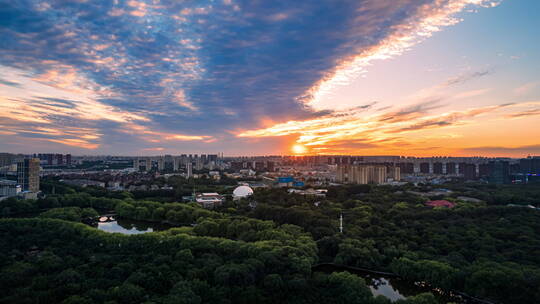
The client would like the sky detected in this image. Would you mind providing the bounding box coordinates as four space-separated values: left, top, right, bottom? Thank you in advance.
0 0 539 157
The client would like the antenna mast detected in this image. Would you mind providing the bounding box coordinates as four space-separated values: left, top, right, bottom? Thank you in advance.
339 213 343 234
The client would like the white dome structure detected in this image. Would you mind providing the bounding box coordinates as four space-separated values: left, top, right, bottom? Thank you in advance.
233 185 254 200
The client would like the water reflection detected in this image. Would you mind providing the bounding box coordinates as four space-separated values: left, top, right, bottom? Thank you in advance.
97 219 165 235
312 264 465 303
369 277 406 301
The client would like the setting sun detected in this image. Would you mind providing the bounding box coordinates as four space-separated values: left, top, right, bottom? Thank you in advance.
292 144 307 154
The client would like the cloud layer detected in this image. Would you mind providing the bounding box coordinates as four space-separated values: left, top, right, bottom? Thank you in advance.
1 0 518 155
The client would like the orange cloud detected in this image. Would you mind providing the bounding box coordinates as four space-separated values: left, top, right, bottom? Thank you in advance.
0 65 151 149
237 101 540 155
47 138 100 150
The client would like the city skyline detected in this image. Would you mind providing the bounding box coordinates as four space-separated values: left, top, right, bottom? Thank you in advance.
2 151 539 160
1 0 539 156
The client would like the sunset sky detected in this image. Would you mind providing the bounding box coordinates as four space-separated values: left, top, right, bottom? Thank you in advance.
1 0 539 156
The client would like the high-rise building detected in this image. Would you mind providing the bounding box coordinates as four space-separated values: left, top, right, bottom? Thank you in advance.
35 153 71 166
509 163 520 174
336 164 346 182
386 166 400 181
488 161 510 184
0 153 20 167
463 163 477 180
352 165 369 184
478 163 490 177
195 158 203 170
445 162 456 174
336 165 389 184
267 161 275 172
157 157 165 171
398 162 414 174
145 158 152 172
368 166 387 184
17 158 40 192
337 165 358 183
58 154 64 165
173 157 181 171
458 162 467 175
132 158 152 171
433 162 443 174
419 162 430 174
186 162 193 178
520 156 540 174
207 154 218 163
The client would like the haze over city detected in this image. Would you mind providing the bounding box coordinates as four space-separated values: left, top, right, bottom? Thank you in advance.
1 0 539 156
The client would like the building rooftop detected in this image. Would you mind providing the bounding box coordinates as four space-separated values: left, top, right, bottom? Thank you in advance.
425 200 456 208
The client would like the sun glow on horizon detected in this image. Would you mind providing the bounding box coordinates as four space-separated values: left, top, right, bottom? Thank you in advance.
292 144 308 155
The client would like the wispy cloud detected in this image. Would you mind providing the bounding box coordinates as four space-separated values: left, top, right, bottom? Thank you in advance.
452 88 491 99
377 99 446 123
506 108 540 118
444 70 491 87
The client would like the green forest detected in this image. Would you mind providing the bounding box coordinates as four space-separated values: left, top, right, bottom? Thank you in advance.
1 178 539 304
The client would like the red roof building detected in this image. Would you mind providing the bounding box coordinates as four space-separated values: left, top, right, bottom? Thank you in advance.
425 200 456 208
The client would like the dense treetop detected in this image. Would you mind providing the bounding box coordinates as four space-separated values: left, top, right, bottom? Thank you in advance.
1 178 539 303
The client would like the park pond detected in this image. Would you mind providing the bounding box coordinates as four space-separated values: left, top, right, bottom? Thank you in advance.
313 264 483 304
96 218 169 234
